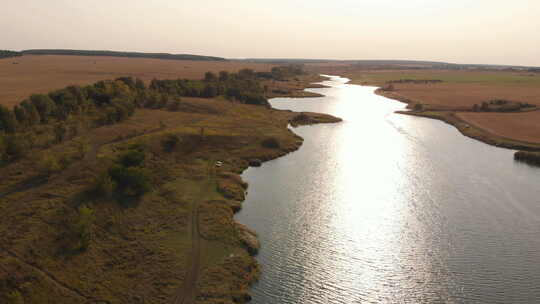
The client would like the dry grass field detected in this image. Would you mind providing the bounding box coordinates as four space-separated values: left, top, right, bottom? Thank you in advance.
0 55 273 107
457 111 540 143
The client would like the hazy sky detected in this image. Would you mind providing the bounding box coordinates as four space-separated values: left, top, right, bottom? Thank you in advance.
3 0 540 66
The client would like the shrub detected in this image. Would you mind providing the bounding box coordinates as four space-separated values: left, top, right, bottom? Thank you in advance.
413 103 423 111
6 290 24 304
261 137 280 149
108 165 151 197
92 173 116 198
117 149 145 167
161 133 180 152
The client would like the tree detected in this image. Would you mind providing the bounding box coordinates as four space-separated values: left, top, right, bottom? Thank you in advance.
238 68 255 79
54 123 67 143
204 71 217 82
20 100 40 125
30 94 56 122
135 78 146 90
108 165 151 197
13 105 27 125
202 84 218 98
0 105 18 133
219 71 229 81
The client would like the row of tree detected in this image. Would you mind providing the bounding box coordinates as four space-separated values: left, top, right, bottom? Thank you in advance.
0 50 21 59
0 66 303 163
151 69 269 106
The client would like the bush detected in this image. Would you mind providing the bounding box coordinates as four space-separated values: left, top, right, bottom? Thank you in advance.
108 165 151 197
117 149 145 167
92 173 116 198
261 137 280 149
161 133 180 152
413 103 423 111
6 290 24 304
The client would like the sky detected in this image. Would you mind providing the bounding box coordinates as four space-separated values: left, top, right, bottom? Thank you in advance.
3 0 540 66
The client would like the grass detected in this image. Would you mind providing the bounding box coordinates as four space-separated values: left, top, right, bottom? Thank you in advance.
0 89 341 303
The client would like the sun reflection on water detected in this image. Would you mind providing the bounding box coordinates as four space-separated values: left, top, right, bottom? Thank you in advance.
237 75 540 303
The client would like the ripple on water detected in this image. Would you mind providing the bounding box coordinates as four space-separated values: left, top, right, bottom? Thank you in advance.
236 76 540 304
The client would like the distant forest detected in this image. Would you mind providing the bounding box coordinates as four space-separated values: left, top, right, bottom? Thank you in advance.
0 50 22 59
20 49 226 61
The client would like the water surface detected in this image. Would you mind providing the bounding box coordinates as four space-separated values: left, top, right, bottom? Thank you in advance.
236 76 540 303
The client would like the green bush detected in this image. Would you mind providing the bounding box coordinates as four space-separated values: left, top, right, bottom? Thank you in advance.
117 149 145 167
6 290 24 304
108 165 151 197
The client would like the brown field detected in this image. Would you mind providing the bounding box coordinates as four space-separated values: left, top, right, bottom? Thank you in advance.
0 55 273 107
377 83 540 108
458 111 540 143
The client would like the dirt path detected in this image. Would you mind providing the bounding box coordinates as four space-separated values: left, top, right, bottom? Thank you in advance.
173 161 215 304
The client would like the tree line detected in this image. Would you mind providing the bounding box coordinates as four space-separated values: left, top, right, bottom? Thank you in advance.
0 50 22 59
21 49 225 61
0 66 307 163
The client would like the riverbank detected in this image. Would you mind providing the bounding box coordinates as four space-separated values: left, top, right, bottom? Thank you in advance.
196 111 341 304
0 75 341 303
375 88 540 151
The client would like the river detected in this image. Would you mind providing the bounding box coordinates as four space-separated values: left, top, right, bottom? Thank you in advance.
235 75 540 303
